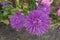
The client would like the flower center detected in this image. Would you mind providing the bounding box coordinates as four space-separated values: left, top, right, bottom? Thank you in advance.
33 19 41 25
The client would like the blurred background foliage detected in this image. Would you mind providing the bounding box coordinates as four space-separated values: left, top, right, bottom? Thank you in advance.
0 0 60 31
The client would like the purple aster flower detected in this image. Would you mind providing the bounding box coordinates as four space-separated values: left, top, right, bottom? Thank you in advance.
25 10 50 36
10 12 25 30
2 2 8 6
36 3 50 14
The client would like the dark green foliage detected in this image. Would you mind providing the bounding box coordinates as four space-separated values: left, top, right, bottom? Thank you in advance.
28 0 36 10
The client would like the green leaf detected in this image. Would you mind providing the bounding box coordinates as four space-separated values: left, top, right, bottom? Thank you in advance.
10 8 16 15
1 20 9 25
23 10 28 16
28 0 36 10
3 5 14 11
0 11 3 20
3 11 8 16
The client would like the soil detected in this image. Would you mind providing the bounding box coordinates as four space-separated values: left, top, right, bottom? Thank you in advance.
0 22 60 40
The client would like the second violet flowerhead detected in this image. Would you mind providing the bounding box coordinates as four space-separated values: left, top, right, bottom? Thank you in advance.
36 3 50 15
25 10 51 36
10 12 25 30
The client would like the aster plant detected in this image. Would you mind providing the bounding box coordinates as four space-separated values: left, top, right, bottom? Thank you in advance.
25 10 51 35
10 11 25 30
2 0 60 36
0 0 51 36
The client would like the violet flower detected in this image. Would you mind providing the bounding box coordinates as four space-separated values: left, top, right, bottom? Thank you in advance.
25 10 51 35
2 2 8 6
36 3 50 14
10 12 25 30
